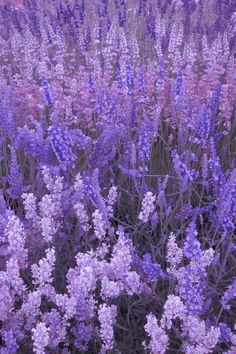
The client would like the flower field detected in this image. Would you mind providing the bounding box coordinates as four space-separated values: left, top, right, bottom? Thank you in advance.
0 0 236 353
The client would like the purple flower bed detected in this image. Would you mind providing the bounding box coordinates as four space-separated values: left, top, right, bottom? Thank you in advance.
0 0 236 353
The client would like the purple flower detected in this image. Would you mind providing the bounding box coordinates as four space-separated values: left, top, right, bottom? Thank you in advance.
138 114 155 162
6 146 23 199
221 278 236 310
172 149 199 188
48 123 76 171
71 322 93 351
141 253 163 282
41 77 54 105
218 322 232 341
32 322 49 354
138 191 156 223
98 303 117 353
1 330 18 354
144 314 169 354
184 221 202 261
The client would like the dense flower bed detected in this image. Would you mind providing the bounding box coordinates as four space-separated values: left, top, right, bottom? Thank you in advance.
0 0 236 353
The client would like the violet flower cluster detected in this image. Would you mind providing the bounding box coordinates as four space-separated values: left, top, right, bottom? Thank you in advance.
0 0 235 353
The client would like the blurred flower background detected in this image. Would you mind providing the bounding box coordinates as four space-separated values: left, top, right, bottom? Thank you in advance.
0 0 235 353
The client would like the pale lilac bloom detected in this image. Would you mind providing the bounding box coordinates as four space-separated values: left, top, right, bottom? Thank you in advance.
106 186 118 218
182 315 220 352
4 215 28 268
144 313 169 354
74 201 90 232
161 295 186 329
166 232 183 273
138 191 156 223
98 303 117 354
39 171 63 242
100 276 124 299
55 294 77 321
22 192 40 229
31 248 56 287
93 209 107 240
32 322 49 354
